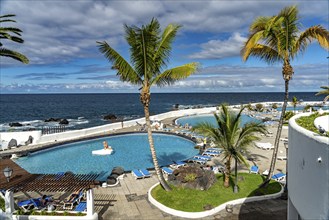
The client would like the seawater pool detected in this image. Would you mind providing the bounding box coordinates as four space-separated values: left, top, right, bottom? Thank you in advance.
14 133 197 175
176 114 261 127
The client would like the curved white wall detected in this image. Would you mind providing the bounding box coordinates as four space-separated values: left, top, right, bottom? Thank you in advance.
0 107 217 147
288 113 329 220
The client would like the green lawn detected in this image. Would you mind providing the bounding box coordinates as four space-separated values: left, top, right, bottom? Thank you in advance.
151 173 281 212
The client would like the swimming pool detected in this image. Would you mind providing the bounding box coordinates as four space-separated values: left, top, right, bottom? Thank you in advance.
176 113 261 127
276 106 329 111
14 133 197 175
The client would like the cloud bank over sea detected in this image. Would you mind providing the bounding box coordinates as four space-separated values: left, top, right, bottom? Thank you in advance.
1 0 328 93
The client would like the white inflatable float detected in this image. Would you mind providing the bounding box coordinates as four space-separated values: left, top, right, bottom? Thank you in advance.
92 148 114 155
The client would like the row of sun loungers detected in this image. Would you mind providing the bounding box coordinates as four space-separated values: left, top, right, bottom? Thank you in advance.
250 166 286 183
131 169 152 179
18 189 86 212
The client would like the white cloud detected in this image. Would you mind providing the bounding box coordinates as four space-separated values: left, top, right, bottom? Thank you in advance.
1 0 327 65
189 33 247 59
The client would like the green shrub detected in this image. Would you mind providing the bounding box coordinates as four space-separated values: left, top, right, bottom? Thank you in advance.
0 197 4 212
284 111 295 121
296 112 329 135
255 103 264 112
272 103 278 109
245 103 253 111
184 173 197 182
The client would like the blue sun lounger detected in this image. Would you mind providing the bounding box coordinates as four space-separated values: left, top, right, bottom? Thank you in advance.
194 154 212 161
131 169 144 179
174 161 186 167
202 151 220 157
18 197 49 211
63 190 85 210
162 167 173 175
272 172 286 182
188 157 207 165
74 201 87 212
250 165 259 174
140 169 151 178
206 148 221 153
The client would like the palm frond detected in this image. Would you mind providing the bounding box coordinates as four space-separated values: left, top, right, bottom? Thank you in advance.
154 23 182 70
241 31 265 61
125 19 159 81
0 47 29 64
243 44 281 64
0 27 23 35
316 86 329 96
0 14 16 19
294 25 329 56
151 62 198 86
97 41 141 84
236 152 250 168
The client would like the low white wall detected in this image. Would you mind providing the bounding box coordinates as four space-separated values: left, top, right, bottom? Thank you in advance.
0 131 41 146
12 213 98 220
0 107 218 146
148 183 283 219
288 113 329 220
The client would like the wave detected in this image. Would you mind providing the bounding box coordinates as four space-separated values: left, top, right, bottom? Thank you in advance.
0 117 90 132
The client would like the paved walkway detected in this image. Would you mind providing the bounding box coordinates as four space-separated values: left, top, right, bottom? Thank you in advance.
94 172 287 220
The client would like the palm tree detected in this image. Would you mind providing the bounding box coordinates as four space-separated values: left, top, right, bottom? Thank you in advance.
0 14 29 64
291 96 299 113
192 104 267 192
97 18 198 191
316 86 329 103
241 5 329 185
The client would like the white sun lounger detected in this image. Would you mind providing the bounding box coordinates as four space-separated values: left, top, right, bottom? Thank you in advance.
255 142 274 150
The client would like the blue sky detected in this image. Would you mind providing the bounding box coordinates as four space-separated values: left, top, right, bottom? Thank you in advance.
1 0 328 94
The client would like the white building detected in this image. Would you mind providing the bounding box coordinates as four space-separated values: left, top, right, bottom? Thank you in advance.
288 113 329 219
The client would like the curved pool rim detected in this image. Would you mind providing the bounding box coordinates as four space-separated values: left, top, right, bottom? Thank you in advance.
14 131 198 174
175 113 261 127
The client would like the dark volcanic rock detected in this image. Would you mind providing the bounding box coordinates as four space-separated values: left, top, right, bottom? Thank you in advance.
168 165 216 190
25 135 34 145
8 139 17 148
9 122 23 127
59 119 69 125
112 167 124 175
44 118 61 122
103 114 117 121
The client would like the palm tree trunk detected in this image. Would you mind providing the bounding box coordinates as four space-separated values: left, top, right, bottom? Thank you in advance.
234 158 238 193
224 156 231 188
141 91 171 191
264 79 290 185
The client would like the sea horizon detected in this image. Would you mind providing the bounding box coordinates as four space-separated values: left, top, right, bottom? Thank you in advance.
0 91 320 95
0 92 325 132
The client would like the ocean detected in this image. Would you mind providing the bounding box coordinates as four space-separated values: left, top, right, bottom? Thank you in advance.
0 92 323 132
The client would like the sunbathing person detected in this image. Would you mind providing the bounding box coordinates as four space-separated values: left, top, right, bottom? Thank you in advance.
103 141 112 150
40 195 50 207
103 141 109 149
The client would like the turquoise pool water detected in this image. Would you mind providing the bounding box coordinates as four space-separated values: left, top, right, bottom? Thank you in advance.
176 114 261 127
15 133 197 174
277 106 328 111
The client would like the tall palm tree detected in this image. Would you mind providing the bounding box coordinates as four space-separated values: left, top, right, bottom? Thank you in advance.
0 14 29 64
291 96 299 113
316 86 329 103
192 104 267 192
97 18 198 191
241 5 329 185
